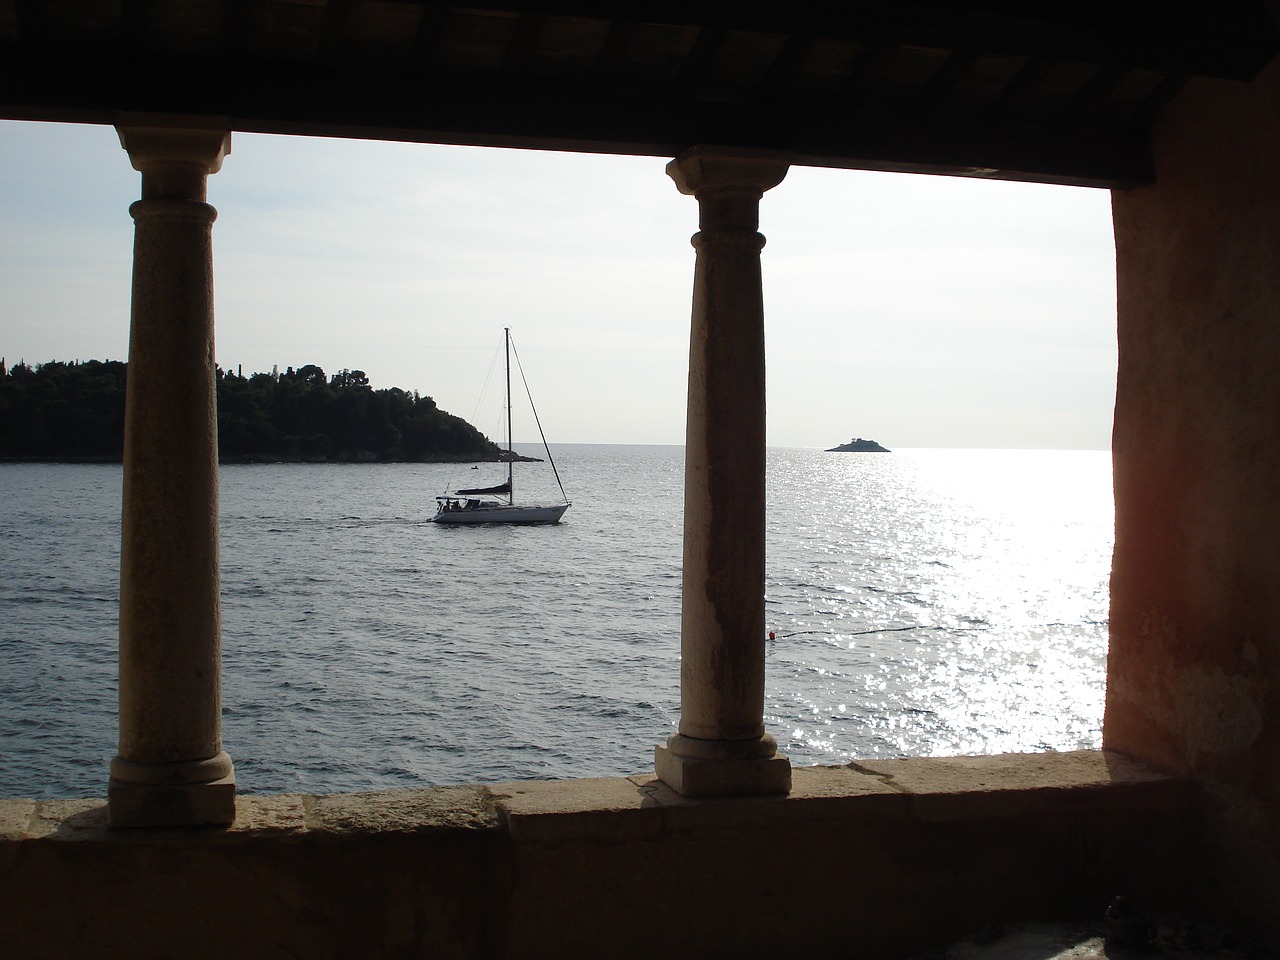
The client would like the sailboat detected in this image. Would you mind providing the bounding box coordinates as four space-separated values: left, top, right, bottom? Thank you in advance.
430 328 571 525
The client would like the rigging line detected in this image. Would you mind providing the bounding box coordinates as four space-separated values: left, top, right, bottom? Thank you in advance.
467 342 502 429
508 333 570 504
444 342 504 497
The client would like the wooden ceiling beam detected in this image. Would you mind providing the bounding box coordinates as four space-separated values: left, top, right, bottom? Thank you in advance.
1058 62 1132 130
755 33 814 97
911 49 980 119
588 18 638 82
12 0 47 43
499 10 546 75
985 56 1055 115
221 0 256 58
837 41 900 103
372 0 1278 79
1120 70 1190 133
119 0 151 49
407 2 453 70
3 1 1274 80
3 0 1269 190
0 50 1153 187
318 0 360 61
670 23 730 99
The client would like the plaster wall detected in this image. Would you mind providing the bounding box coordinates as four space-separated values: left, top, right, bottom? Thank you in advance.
1108 58 1280 931
1 753 1190 959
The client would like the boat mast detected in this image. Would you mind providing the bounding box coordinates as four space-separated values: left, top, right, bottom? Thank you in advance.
505 326 513 502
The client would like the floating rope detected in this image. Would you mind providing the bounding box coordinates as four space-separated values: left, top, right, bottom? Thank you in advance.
768 625 939 641
767 620 1090 642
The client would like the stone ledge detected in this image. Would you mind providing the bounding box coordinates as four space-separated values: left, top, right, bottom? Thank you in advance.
485 765 912 844
636 764 908 833
851 750 1188 822
0 798 36 840
489 776 667 843
30 798 109 840
306 785 499 835
0 750 1187 845
233 793 308 834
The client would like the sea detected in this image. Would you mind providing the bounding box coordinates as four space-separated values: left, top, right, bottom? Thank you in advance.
0 445 1113 800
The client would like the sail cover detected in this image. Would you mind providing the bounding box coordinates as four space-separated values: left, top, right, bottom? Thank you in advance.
454 481 511 496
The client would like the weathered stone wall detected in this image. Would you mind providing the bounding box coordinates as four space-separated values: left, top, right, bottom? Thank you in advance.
0 753 1190 959
1108 59 1280 933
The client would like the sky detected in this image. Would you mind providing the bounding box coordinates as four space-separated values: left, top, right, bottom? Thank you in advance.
1 119 1118 449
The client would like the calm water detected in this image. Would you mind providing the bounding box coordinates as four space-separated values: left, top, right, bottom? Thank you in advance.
0 446 1113 799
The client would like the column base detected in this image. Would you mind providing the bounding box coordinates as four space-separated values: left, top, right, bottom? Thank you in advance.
655 735 792 798
108 752 236 828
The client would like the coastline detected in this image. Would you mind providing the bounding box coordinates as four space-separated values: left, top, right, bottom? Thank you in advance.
0 452 542 465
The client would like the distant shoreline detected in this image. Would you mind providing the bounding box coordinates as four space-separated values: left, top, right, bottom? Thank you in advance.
0 446 1116 463
0 453 542 465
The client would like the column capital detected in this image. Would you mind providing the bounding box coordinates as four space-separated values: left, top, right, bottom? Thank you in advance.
117 126 231 173
666 146 791 199
117 126 232 201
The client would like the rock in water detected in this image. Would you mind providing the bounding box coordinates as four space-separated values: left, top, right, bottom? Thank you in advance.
826 437 890 452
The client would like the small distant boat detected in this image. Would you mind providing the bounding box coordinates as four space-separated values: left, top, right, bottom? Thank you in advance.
430 328 570 525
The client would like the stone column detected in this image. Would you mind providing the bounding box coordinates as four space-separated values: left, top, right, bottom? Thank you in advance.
109 125 235 828
1107 61 1280 931
655 146 792 797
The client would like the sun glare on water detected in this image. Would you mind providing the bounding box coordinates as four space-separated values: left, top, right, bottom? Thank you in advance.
765 447 1113 762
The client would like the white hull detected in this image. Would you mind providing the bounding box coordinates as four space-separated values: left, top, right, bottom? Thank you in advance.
431 502 569 525
433 329 570 527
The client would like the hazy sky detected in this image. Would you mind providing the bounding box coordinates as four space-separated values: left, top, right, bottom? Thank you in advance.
1 119 1118 449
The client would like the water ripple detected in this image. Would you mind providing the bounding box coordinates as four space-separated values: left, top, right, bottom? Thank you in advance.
1 448 1110 798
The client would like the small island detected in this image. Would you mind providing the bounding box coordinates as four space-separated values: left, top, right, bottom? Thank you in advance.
826 437 890 453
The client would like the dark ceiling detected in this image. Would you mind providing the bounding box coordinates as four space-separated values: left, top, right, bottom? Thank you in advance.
2 1 1277 187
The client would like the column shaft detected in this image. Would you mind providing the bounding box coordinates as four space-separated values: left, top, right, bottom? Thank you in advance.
681 215 768 741
109 126 235 827
655 147 792 797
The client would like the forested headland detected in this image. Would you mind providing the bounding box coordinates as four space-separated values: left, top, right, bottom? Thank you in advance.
0 358 504 463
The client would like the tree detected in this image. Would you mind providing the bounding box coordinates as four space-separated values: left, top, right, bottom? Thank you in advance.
0 359 502 462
